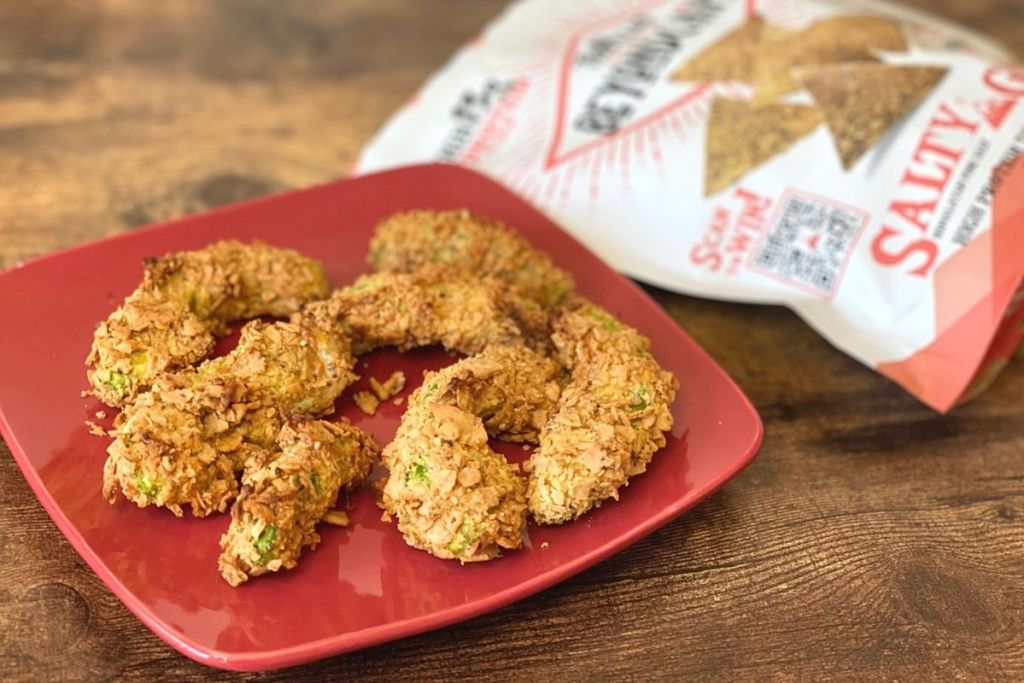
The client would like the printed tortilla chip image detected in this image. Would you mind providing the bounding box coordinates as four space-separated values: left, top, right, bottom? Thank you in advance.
704 99 824 196
672 17 765 83
795 15 908 66
751 15 907 103
751 14 906 104
796 62 948 169
673 17 797 93
747 37 805 104
673 15 907 104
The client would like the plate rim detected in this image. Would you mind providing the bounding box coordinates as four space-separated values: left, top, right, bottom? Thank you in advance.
0 162 764 672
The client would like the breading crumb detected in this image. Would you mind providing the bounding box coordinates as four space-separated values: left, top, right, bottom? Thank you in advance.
322 509 350 527
541 542 549 549
86 421 107 437
393 397 404 406
369 370 406 401
354 391 380 415
95 410 107 419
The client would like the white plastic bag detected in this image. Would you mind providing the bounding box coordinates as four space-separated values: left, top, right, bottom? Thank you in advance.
358 0 1024 411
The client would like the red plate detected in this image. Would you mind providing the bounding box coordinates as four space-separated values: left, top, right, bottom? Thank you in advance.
0 164 762 671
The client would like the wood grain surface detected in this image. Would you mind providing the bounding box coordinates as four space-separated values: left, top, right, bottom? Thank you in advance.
1 1 1023 680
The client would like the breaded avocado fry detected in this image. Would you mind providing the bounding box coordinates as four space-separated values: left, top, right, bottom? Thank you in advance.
309 264 551 355
219 418 379 586
527 300 678 524
369 209 575 308
88 240 329 406
103 310 356 517
381 345 561 561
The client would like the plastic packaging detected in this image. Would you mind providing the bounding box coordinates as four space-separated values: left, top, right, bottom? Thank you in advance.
358 0 1024 412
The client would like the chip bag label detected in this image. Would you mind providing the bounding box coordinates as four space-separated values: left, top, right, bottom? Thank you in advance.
357 0 1024 412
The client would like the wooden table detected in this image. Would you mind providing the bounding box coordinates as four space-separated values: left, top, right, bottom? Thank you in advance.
2 1 1022 680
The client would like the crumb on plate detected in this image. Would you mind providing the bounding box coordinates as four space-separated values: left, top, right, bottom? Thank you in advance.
369 370 406 401
322 509 350 527
354 390 380 415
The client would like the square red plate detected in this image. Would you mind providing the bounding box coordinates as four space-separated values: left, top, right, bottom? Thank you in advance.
0 164 762 671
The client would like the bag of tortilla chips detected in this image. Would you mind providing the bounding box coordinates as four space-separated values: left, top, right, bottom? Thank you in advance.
357 0 1024 412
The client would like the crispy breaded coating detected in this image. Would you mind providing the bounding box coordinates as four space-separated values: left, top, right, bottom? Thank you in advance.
381 345 560 561
205 306 355 420
102 374 253 517
307 265 550 355
102 311 357 517
219 418 379 587
87 240 329 406
369 209 575 308
88 297 215 408
527 301 678 524
419 345 562 443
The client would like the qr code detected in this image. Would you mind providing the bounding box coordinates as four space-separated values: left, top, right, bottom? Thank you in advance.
750 192 867 297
